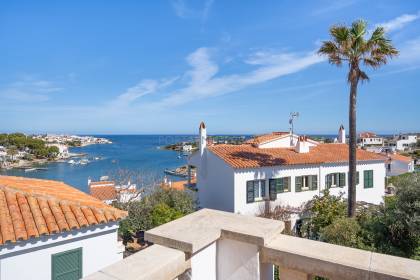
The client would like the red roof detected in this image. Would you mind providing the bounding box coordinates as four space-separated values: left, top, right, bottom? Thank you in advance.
90 185 117 201
209 143 385 169
0 176 126 245
359 132 378 138
245 132 290 145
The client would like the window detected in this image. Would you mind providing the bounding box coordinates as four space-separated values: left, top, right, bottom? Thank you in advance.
296 175 317 192
246 180 266 203
364 170 374 188
347 171 360 185
326 173 346 188
52 248 82 280
269 177 291 193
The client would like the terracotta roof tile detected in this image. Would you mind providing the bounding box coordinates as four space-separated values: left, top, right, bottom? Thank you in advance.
245 132 290 145
90 185 117 201
0 176 127 245
209 143 385 169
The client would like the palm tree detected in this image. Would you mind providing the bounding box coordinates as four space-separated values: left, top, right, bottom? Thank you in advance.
318 20 398 217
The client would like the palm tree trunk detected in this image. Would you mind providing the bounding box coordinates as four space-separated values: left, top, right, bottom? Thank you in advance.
348 75 358 218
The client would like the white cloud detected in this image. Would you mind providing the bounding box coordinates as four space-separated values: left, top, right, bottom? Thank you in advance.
376 11 420 33
0 77 63 102
155 47 324 107
114 78 177 106
171 0 214 21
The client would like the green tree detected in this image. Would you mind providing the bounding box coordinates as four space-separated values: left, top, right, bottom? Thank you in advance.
320 218 364 248
117 188 195 237
359 173 420 259
151 203 183 227
318 20 398 217
301 190 346 239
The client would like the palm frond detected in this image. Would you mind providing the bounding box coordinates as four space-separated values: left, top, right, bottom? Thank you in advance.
330 25 350 45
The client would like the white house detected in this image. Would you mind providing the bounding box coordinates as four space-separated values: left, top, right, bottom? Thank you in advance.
89 179 141 204
188 123 386 217
383 152 415 176
0 176 127 280
393 134 418 151
358 132 384 147
46 143 70 158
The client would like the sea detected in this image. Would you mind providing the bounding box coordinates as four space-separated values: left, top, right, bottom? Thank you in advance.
0 135 198 193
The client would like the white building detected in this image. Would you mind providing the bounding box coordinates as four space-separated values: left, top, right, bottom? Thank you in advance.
393 134 418 151
46 143 70 158
0 176 126 280
358 132 384 147
384 152 415 176
188 123 386 217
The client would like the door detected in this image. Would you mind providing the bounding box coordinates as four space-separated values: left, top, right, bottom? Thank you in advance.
52 248 83 280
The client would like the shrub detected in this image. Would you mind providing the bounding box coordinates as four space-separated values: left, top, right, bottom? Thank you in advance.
320 218 363 248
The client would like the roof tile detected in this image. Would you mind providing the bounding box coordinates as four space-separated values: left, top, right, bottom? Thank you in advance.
209 143 385 169
0 176 127 245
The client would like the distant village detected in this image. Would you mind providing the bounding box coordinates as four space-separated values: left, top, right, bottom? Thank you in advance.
0 133 111 169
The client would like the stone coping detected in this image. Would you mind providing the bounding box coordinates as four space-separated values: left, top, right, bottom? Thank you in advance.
145 208 284 254
261 235 420 280
83 244 190 280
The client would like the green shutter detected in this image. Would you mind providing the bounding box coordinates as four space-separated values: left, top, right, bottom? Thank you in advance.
339 173 346 187
52 248 82 280
311 175 318 190
356 172 359 185
295 176 302 192
364 170 373 188
246 181 255 203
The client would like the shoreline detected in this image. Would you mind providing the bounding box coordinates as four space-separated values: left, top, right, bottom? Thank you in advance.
0 152 87 170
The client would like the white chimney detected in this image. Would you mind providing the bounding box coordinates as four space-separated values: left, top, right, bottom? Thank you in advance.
338 124 346 144
199 121 207 156
295 136 310 153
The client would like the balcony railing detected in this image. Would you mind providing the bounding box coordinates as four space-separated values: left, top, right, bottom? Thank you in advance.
84 208 420 280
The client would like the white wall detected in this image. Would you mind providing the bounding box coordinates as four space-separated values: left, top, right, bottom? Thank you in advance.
216 238 261 280
190 242 217 280
387 159 414 176
234 162 385 215
0 224 122 280
189 238 263 280
196 152 235 212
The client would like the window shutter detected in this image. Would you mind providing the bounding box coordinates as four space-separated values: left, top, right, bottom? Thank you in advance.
52 248 83 280
311 175 318 190
339 173 345 187
269 180 276 201
295 176 302 192
356 172 359 185
363 170 373 188
246 181 254 203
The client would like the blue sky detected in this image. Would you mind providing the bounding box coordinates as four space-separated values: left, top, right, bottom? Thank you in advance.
1 0 419 135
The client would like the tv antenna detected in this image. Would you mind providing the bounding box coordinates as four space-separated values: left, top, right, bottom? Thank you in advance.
289 112 299 145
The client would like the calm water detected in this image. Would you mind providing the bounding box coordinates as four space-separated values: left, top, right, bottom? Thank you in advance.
0 135 196 193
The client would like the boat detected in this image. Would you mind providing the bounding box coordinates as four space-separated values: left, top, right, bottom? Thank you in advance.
164 168 188 178
80 159 89 165
68 159 76 164
24 168 37 172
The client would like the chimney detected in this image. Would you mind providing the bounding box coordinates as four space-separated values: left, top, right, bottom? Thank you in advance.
338 124 346 144
295 136 310 153
199 121 207 156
